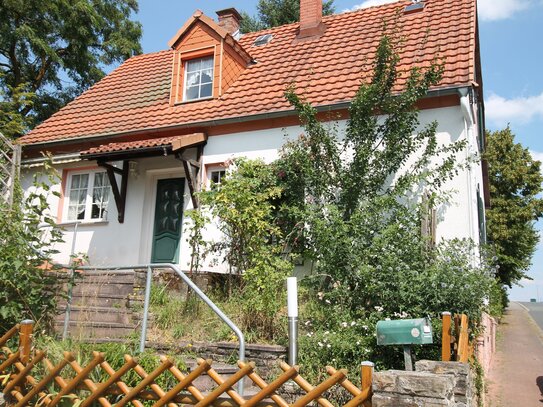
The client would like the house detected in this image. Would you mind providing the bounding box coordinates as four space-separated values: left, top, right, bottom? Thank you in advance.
19 0 488 270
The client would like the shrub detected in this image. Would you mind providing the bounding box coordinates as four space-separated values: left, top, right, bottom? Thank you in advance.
187 158 292 341
0 163 63 334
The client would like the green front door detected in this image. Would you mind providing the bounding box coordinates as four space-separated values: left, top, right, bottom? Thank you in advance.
151 178 185 263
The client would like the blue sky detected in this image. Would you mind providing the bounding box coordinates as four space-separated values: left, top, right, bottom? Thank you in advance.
135 0 543 300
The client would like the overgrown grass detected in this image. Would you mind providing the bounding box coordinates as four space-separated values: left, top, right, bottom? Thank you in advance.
147 282 288 345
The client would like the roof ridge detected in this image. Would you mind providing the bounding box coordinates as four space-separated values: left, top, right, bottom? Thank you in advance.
241 0 409 39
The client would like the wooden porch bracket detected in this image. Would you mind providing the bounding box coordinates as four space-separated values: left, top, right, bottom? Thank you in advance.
98 160 129 223
175 149 202 209
171 133 207 209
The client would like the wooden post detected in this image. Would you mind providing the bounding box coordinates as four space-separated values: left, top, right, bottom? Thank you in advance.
19 320 34 364
458 314 469 363
361 361 374 407
441 312 452 362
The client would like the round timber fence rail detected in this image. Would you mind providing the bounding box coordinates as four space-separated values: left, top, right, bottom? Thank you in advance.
0 322 374 407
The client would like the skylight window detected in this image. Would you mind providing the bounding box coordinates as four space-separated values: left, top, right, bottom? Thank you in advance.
184 56 214 101
404 1 425 14
253 34 273 46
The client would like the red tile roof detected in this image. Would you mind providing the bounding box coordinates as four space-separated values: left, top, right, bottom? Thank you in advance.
20 0 477 146
80 136 182 157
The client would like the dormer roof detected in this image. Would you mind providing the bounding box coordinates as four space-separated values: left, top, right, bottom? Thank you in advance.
167 9 252 64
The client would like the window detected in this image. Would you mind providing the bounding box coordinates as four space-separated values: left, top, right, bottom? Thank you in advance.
184 56 214 101
477 186 487 244
210 169 226 189
66 171 111 221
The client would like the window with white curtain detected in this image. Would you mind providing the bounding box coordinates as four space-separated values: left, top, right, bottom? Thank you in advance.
65 170 110 221
184 56 214 101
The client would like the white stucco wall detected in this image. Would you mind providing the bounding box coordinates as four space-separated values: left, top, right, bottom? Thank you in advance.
21 103 486 271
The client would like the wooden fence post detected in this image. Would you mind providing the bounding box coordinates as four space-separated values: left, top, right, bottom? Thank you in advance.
457 314 469 363
19 320 34 364
361 361 374 407
441 312 452 362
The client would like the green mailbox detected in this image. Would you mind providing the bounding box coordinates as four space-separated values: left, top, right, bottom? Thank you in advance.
376 318 433 345
376 318 433 371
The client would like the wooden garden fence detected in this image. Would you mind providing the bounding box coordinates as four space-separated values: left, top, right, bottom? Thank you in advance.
0 322 373 407
441 312 471 363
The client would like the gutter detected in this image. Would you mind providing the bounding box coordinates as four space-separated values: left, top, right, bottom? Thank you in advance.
21 84 469 151
21 152 82 168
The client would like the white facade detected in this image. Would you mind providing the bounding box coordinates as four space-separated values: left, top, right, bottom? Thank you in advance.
22 99 486 271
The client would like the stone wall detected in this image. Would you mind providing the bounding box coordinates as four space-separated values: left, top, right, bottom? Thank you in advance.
373 361 475 407
146 340 286 377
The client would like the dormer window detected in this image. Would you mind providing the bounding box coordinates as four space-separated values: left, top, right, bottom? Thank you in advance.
184 56 214 101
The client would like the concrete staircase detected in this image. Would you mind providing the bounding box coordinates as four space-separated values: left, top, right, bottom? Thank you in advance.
55 270 138 340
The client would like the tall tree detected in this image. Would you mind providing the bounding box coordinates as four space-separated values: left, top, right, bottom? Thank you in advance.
0 0 142 138
240 0 335 33
485 127 543 287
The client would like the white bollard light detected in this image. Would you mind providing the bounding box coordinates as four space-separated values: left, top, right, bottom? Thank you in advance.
287 277 298 365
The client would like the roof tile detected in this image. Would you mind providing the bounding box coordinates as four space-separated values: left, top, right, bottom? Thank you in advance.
21 0 476 146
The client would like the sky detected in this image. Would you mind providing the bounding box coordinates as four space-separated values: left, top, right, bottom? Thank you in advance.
135 0 543 301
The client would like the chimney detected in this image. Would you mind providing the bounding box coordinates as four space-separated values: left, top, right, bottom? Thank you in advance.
298 0 325 39
216 8 242 37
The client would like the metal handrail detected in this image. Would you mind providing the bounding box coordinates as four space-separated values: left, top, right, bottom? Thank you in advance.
60 262 246 393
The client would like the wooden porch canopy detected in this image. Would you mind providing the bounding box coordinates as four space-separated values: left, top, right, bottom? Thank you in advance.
80 133 207 222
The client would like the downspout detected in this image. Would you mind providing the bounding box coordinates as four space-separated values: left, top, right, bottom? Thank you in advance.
458 88 476 245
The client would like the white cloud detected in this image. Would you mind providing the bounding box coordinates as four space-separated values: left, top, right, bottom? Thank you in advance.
346 0 537 19
346 0 398 12
485 92 543 127
529 150 543 177
530 150 543 164
478 0 533 21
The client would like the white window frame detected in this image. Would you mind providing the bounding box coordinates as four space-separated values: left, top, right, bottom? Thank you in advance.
63 169 111 223
183 56 214 102
205 164 228 190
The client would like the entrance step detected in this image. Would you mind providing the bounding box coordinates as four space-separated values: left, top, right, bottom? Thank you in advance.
55 321 136 340
59 293 132 308
55 306 133 325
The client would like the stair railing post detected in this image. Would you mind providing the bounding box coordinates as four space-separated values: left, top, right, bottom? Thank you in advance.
19 320 34 364
139 265 153 353
63 222 79 340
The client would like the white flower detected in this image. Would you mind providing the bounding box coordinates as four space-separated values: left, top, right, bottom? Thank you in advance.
318 342 324 347
351 321 356 326
324 331 329 335
356 341 361 345
306 333 313 337
325 299 331 304
385 318 391 321
317 292 324 300
374 306 384 312
341 322 348 328
327 344 331 348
